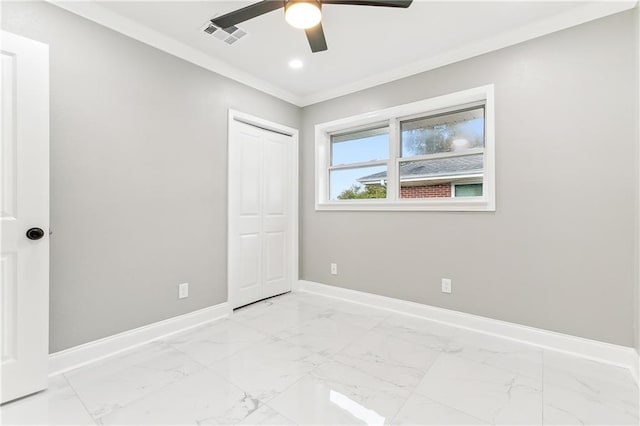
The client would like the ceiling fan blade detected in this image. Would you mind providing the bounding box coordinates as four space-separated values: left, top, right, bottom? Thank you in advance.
321 0 412 7
305 23 328 53
211 1 284 29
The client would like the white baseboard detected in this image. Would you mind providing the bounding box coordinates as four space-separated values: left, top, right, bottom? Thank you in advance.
631 352 639 385
48 302 231 376
297 280 639 381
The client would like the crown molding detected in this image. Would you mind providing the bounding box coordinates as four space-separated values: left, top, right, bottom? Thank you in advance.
297 0 637 106
45 0 303 106
46 1 636 108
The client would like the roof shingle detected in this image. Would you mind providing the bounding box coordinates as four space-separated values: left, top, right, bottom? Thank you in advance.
358 153 483 183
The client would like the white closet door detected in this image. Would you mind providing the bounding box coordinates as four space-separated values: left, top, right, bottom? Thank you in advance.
1 31 50 403
261 133 291 299
228 118 294 309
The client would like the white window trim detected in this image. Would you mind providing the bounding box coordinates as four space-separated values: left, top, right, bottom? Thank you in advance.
315 84 496 212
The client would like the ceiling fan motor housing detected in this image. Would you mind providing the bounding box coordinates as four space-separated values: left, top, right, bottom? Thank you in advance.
284 0 323 30
284 0 322 8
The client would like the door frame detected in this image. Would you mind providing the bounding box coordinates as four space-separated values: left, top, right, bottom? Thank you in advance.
227 109 299 309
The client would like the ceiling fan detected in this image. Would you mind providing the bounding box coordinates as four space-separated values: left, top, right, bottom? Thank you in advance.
210 0 413 53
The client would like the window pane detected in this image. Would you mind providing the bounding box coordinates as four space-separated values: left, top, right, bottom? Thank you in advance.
331 127 389 166
401 107 484 157
399 154 483 199
330 165 387 200
455 183 483 197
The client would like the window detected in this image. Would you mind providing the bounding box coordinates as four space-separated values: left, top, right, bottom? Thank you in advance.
330 126 389 200
453 183 483 197
398 106 484 200
315 85 495 211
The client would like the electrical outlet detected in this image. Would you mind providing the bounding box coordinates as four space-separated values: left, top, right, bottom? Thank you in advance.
441 278 452 294
330 263 338 275
178 283 189 299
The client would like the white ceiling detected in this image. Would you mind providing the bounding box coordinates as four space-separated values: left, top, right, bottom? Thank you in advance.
53 0 636 106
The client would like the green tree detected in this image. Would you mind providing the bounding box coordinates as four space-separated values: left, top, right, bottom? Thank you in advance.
403 126 451 156
337 184 386 199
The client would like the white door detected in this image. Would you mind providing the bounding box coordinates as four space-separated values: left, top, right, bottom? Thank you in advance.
0 31 50 404
228 112 297 309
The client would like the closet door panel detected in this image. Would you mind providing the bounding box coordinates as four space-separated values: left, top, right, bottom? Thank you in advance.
261 135 290 298
229 123 263 308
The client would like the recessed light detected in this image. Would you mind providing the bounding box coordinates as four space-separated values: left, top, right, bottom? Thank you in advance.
289 59 304 69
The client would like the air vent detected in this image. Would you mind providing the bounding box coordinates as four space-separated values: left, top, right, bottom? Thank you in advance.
201 21 247 45
203 23 217 35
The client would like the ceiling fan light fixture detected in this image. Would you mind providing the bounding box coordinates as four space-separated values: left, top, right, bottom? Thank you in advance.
285 0 322 30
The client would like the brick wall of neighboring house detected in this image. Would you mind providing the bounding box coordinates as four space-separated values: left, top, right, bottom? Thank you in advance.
400 183 452 198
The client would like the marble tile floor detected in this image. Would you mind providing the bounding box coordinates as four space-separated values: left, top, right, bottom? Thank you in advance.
1 292 638 425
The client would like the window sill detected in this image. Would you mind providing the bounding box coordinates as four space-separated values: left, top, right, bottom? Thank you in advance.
315 198 495 212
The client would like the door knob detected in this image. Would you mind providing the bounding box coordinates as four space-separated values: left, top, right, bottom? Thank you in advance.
26 227 45 240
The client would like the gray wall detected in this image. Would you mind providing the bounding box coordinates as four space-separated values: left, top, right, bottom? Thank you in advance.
2 1 637 351
300 11 637 347
1 1 300 352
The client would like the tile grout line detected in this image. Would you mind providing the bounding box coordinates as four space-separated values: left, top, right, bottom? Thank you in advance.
311 322 435 424
387 388 414 425
299 287 638 379
163 326 273 368
92 364 231 424
324 295 554 384
380 348 447 425
272 294 511 419
66 342 212 423
227 303 328 339
251 317 394 410
176 295 388 416
247 353 329 408
390 386 490 426
258 403 297 425
50 293 633 425
59 373 100 425
192 326 338 412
